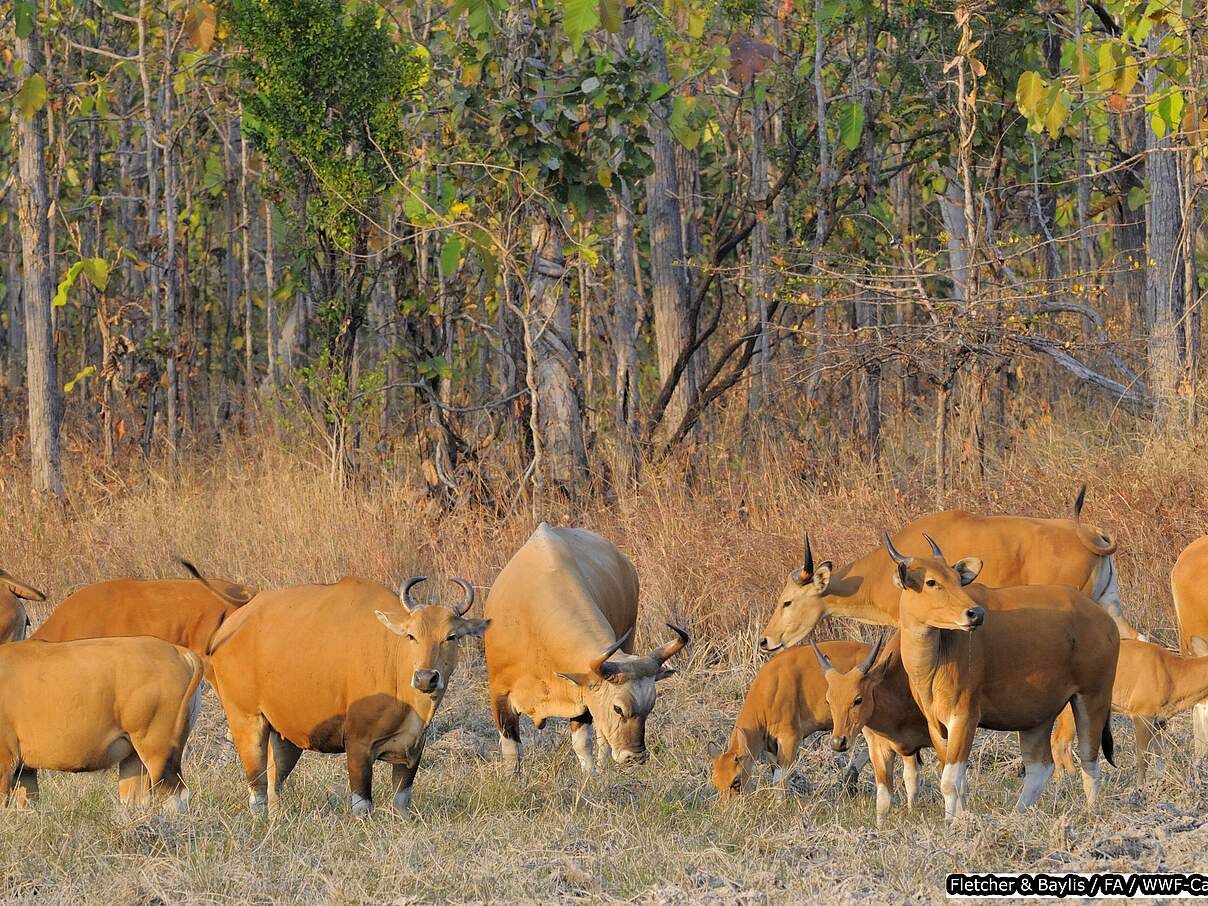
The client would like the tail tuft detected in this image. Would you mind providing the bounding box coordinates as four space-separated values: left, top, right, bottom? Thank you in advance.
1101 720 1116 767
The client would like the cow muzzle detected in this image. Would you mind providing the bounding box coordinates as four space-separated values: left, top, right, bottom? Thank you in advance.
758 637 782 654
615 747 648 766
412 669 443 694
960 606 985 630
829 734 849 753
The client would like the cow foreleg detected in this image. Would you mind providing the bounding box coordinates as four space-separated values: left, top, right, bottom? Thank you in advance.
391 735 426 817
268 732 303 807
346 743 375 816
226 710 270 816
492 692 522 774
118 754 150 807
570 717 595 775
903 753 920 812
1015 724 1056 812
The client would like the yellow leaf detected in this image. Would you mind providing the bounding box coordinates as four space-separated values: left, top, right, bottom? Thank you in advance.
184 2 216 52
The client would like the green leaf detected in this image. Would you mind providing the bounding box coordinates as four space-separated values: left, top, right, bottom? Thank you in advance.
649 82 671 104
64 365 96 393
1127 185 1148 211
837 101 865 151
81 258 110 292
1045 88 1071 139
15 1 35 38
440 235 463 276
580 76 601 94
563 0 599 52
16 74 48 120
417 356 453 380
598 0 622 33
1015 71 1047 133
53 261 85 308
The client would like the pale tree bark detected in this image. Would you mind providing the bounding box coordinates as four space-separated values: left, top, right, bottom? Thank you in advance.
162 64 180 457
264 198 279 401
633 14 700 440
4 221 24 388
746 88 771 420
1144 31 1186 425
522 209 589 502
239 108 254 412
14 27 64 497
610 181 641 486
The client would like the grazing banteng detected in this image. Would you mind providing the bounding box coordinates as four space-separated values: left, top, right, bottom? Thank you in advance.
759 485 1136 653
485 524 688 773
1172 536 1208 755
209 575 486 816
0 637 203 810
885 532 1118 819
0 567 44 643
712 640 872 800
1052 638 1208 783
34 561 255 661
813 633 933 824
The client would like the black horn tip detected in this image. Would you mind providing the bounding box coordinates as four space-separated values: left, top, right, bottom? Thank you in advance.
178 558 203 581
667 623 690 643
802 530 814 576
450 576 475 616
922 533 944 559
1074 483 1087 516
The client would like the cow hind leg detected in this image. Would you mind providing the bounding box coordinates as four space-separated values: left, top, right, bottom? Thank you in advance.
117 753 151 806
492 692 523 774
12 767 38 809
1193 703 1208 761
1070 692 1109 809
268 732 303 807
346 742 375 815
1050 705 1077 778
570 718 595 775
1015 724 1056 811
226 710 271 816
903 753 920 811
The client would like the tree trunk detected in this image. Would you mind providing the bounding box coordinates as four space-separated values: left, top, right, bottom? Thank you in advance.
746 88 771 422
634 15 700 440
14 27 64 497
4 220 25 388
523 209 589 502
611 181 641 487
163 66 180 458
239 109 255 414
1144 32 1186 425
264 198 279 403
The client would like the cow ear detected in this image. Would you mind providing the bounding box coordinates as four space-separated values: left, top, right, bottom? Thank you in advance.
812 562 833 594
453 618 490 639
1190 636 1208 657
557 672 595 688
655 667 676 681
893 561 914 591
375 610 408 636
953 558 982 586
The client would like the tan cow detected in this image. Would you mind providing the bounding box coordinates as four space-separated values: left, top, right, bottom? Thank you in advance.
885 532 1118 819
1052 638 1208 783
0 567 44 643
484 524 688 773
0 636 203 811
712 640 873 800
209 575 486 816
814 633 934 824
759 486 1135 653
33 560 255 662
1172 536 1208 754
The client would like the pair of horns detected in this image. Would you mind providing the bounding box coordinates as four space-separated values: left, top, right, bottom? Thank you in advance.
398 575 475 617
882 531 943 565
589 624 690 679
810 632 885 675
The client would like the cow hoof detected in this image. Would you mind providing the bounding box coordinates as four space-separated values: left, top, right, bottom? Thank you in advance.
351 795 373 816
392 789 415 817
248 793 268 817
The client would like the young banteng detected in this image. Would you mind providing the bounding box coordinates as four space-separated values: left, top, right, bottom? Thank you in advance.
885 532 1119 819
1053 637 1208 783
712 640 872 800
812 633 933 824
1172 536 1208 755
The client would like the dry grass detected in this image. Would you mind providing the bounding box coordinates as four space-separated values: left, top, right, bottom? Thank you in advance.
1 417 1208 904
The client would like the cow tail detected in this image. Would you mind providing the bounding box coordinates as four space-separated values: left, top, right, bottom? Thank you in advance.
1101 720 1116 768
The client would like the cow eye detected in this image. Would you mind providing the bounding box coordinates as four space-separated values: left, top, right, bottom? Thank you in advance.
613 704 625 718
925 578 938 588
406 633 417 642
446 634 458 642
853 696 863 705
782 600 792 609
730 778 741 791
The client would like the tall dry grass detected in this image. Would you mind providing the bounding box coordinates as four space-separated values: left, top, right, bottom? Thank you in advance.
1 412 1207 903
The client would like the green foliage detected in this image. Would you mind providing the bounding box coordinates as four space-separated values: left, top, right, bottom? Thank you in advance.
16 74 48 120
837 101 865 151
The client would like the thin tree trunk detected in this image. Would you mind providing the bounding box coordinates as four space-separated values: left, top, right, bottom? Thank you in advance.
264 197 279 404
4 220 25 388
611 181 641 487
747 88 771 422
14 26 64 497
240 108 254 414
163 61 179 459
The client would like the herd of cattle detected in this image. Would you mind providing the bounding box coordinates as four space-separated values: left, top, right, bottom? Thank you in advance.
2 486 1208 823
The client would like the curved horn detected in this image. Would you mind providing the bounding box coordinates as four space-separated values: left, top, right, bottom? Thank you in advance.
802 531 814 578
398 575 428 613
650 623 690 664
882 530 911 565
589 627 634 677
809 637 833 672
1074 483 1087 517
922 533 944 560
858 633 886 674
449 576 475 616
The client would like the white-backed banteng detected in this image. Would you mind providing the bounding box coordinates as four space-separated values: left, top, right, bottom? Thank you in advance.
208 575 486 816
759 486 1135 653
0 636 203 810
813 632 933 824
885 532 1119 819
1172 536 1208 755
0 567 44 643
34 560 255 662
1052 637 1208 783
712 640 872 800
484 524 688 773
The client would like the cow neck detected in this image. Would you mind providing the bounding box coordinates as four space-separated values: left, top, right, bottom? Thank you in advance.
897 607 956 705
864 645 910 735
824 551 894 626
1159 651 1208 718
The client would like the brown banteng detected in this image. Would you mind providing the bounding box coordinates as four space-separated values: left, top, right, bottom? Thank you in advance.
1052 638 1208 783
712 640 872 800
33 561 255 661
485 524 688 773
1172 536 1208 754
759 486 1135 654
209 575 485 816
0 567 44 643
0 636 203 810
813 633 933 824
885 532 1118 819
